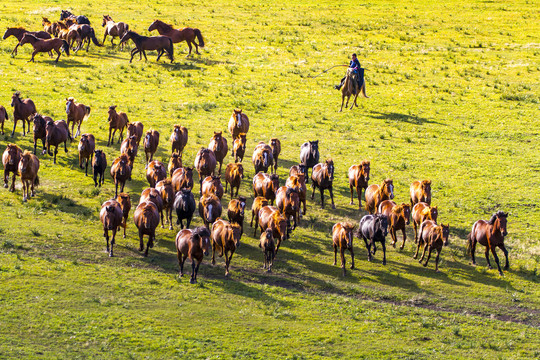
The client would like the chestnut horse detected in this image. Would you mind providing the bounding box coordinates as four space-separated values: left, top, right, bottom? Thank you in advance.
100 199 124 257
299 140 319 179
20 33 69 63
78 133 95 176
199 194 222 229
252 142 273 174
168 153 182 177
311 159 335 209
146 160 167 188
379 200 411 250
270 138 281 174
228 196 246 235
253 172 279 205
364 179 394 214
209 131 228 175
225 163 244 197
143 130 160 166
258 206 287 253
286 173 307 216
93 150 107 187
289 164 307 178
202 175 224 200
174 188 196 229
170 124 188 154
172 166 194 192
134 201 160 257
156 179 175 230
0 106 7 135
412 202 438 243
102 15 129 48
415 221 450 271
194 148 217 194
126 121 144 146
3 27 51 57
110 153 132 197
119 31 174 63
120 135 138 171
211 219 242 276
148 19 204 56
276 186 300 233
228 109 249 140
410 180 432 207
340 68 362 112
348 160 371 209
251 196 269 235
2 144 22 192
32 114 50 155
232 133 247 163
42 17 60 37
45 120 70 164
468 211 509 276
11 91 36 137
116 193 131 238
66 97 90 138
140 188 164 228
175 227 212 283
107 105 128 145
332 222 356 276
18 151 40 202
260 229 275 272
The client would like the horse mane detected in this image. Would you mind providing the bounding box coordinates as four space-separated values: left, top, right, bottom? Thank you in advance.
13 91 21 97
392 203 409 215
422 179 431 186
119 153 129 162
193 226 210 238
23 33 39 41
272 210 283 224
270 174 279 181
342 222 355 231
67 97 75 102
488 210 507 224
361 160 370 166
155 20 173 32
420 207 432 218
161 178 172 186
238 195 246 203
22 150 32 157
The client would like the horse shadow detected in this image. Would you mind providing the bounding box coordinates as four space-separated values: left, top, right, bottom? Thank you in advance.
161 62 203 71
52 59 93 68
367 111 444 126
187 57 232 66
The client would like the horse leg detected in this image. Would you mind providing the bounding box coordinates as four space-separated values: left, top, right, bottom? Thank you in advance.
104 229 110 253
110 228 116 257
3 170 7 189
225 252 231 276
110 129 117 145
470 237 477 265
10 119 17 137
400 227 407 250
499 244 509 270
349 185 354 205
413 222 418 243
160 209 165 229
351 94 359 109
107 128 112 146
340 246 346 276
21 179 27 202
102 33 107 46
328 186 336 209
143 51 148 62
115 181 119 198
53 145 59 164
319 188 325 209
30 178 36 197
434 248 441 272
363 237 372 261
340 95 345 112
186 42 193 57
29 50 38 62
55 49 61 63
413 240 421 259
177 251 184 276
333 244 337 265
156 49 163 62
484 246 492 269
350 246 355 270
381 241 387 265
310 182 316 200
423 246 433 267
490 245 503 275
130 49 136 63
118 127 124 144
190 261 198 284
76 122 81 138
419 242 428 262
64 140 68 153
390 226 397 248
11 43 19 57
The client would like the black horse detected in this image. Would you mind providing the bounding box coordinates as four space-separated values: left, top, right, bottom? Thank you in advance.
355 214 389 265
174 188 196 229
300 140 319 178
119 31 174 63
60 10 91 25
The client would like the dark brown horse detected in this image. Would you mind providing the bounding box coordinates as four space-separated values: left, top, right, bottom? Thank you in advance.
332 222 356 276
174 189 196 229
259 229 275 272
348 160 371 209
45 120 70 164
168 153 182 177
0 106 7 135
258 206 287 253
107 106 128 145
194 148 217 194
143 130 160 166
2 144 22 192
116 193 131 238
199 194 222 229
202 175 224 200
120 135 138 171
364 179 394 214
3 27 51 57
232 133 247 163
120 31 174 63
209 131 228 174
286 173 307 216
148 19 204 56
146 160 167 188
252 142 273 174
66 97 90 138
32 113 50 155
20 33 69 63
126 121 144 146
468 211 509 276
172 166 194 192
415 221 450 271
225 163 244 197
102 15 129 48
276 186 300 233
100 199 124 257
156 179 175 230
78 133 95 176
170 124 188 154
110 153 132 197
211 219 242 276
228 196 246 235
228 109 249 140
18 151 40 202
270 138 281 174
175 227 212 283
379 200 411 250
412 202 438 243
253 172 279 205
10 91 36 137
140 188 164 228
410 180 432 207
251 196 269 235
311 159 335 209
93 150 107 187
134 201 160 257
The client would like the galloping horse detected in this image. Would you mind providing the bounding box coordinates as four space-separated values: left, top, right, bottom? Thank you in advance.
194 148 217 194
211 219 242 276
299 140 319 179
2 144 22 192
66 97 90 138
60 10 91 25
228 109 249 140
18 150 40 202
100 199 123 257
11 91 36 137
175 227 212 283
468 211 509 276
107 105 128 145
332 222 356 276
170 124 188 154
348 160 371 210
311 159 336 209
251 197 269 234
119 31 174 63
378 201 411 250
102 15 129 48
209 131 228 174
3 27 51 57
20 34 69 63
410 180 432 207
0 106 8 135
364 179 394 214
32 114 50 155
340 68 368 112
44 120 71 164
148 19 204 56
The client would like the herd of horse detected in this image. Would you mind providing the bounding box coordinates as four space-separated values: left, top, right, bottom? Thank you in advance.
1 87 511 283
2 10 205 63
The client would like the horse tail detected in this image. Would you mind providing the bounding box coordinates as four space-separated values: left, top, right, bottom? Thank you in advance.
3 107 7 120
61 40 70 56
90 28 101 46
360 83 369 98
167 38 174 62
34 175 40 186
466 232 473 255
194 29 204 48
83 106 91 122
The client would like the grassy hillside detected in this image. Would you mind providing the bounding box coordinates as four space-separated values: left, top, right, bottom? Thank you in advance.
0 0 539 358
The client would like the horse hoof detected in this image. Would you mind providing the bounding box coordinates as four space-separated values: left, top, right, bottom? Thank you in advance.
138 247 143 252
189 279 196 284
331 205 336 210
3 184 7 188
109 253 114 257
499 272 504 276
23 197 27 202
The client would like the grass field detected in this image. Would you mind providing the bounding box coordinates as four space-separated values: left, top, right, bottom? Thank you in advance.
0 0 539 358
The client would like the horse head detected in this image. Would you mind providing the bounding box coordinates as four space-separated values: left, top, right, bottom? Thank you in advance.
107 105 117 120
194 226 211 256
383 179 394 199
491 211 508 237
212 131 223 152
285 187 299 212
148 20 157 32
11 91 21 107
270 174 279 191
233 109 243 127
374 214 388 237
231 224 242 248
430 206 438 222
361 160 371 182
238 196 247 216
343 222 355 249
441 224 450 246
235 163 244 179
325 159 334 181
19 151 31 173
102 15 109 27
65 97 75 115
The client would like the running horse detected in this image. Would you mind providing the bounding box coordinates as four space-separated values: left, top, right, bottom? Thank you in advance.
19 34 69 63
3 27 51 57
66 97 90 138
340 68 368 112
11 91 36 137
468 211 509 276
148 19 204 56
102 15 129 48
119 31 174 63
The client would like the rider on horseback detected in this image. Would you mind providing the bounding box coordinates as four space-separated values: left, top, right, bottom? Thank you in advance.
335 53 363 91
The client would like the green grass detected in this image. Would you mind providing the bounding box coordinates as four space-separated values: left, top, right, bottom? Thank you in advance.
0 0 539 358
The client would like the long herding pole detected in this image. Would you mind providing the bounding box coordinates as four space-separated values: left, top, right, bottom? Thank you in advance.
308 64 348 78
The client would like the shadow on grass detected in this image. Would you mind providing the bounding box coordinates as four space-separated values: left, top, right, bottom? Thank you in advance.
367 111 444 126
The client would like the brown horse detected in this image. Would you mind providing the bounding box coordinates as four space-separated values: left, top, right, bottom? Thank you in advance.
202 175 224 200
107 106 128 145
209 131 228 175
100 199 124 257
276 186 300 233
78 133 95 176
228 109 249 140
102 15 129 48
270 138 281 174
365 179 394 214
415 221 450 271
410 180 432 207
412 202 438 243
140 188 165 228
348 160 371 209
252 142 274 174
175 227 212 283
253 172 280 205
311 159 336 209
146 160 167 188
289 164 307 178
116 193 131 238
120 31 174 63
211 219 242 276
332 222 356 276
42 17 60 37
170 124 188 154
168 153 182 177
172 166 194 192
148 19 204 56
134 201 160 257
110 153 132 197
65 97 90 139
379 200 411 250
260 229 276 272
199 194 222 229
225 163 244 197
228 196 246 235
10 91 36 137
93 150 107 187
0 106 7 135
156 179 175 230
194 148 217 194
45 120 70 164
3 144 22 192
340 68 368 111
251 196 269 234
126 121 144 146
468 211 509 276
286 173 307 216
18 151 40 202
258 206 287 253
3 27 51 57
20 33 69 63
120 135 138 171
32 113 50 155
232 133 247 163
